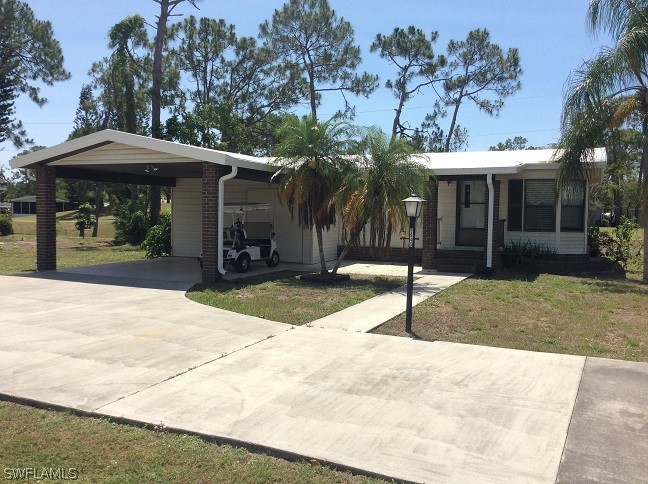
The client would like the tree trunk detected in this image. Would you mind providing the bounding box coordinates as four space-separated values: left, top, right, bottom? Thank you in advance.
150 186 161 226
314 221 328 274
444 99 462 153
149 0 173 226
331 229 361 275
92 181 104 237
130 184 138 202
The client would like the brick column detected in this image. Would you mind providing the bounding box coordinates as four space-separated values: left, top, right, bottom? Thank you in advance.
36 165 56 271
422 177 438 270
202 162 226 284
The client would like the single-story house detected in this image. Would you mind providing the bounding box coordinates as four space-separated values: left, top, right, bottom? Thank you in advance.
9 129 606 281
344 148 607 272
10 195 70 215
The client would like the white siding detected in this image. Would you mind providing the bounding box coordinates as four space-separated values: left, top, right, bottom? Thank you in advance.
246 186 305 263
499 173 589 255
172 178 201 257
171 177 307 262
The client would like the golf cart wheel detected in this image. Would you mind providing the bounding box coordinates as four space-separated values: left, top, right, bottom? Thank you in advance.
266 251 280 267
235 254 251 273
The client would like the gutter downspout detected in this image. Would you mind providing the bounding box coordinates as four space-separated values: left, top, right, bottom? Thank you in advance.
486 173 494 269
218 165 238 275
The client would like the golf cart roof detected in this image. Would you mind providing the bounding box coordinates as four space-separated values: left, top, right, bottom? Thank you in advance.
224 202 271 213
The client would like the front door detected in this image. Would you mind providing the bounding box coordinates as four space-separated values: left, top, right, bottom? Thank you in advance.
456 180 486 246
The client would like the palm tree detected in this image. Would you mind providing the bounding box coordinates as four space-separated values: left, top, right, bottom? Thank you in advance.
331 128 428 275
558 0 648 282
272 115 350 274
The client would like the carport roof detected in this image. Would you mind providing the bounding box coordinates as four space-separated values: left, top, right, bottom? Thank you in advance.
9 130 277 185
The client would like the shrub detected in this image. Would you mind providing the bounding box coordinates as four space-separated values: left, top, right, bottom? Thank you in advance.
502 240 558 267
589 216 641 268
142 211 171 258
0 212 13 236
74 203 96 238
113 201 149 246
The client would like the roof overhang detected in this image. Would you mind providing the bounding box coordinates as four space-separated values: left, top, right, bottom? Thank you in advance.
416 148 607 177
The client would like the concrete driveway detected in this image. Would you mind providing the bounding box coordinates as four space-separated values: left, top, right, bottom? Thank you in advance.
1 273 646 483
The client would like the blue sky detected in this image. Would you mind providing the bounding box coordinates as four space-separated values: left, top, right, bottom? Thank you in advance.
1 0 607 170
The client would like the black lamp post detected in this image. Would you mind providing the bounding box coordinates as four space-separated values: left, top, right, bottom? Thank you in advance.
403 194 426 334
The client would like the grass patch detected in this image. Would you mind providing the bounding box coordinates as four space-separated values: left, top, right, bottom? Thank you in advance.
188 271 405 325
0 401 381 483
0 235 145 275
374 269 648 362
11 210 118 239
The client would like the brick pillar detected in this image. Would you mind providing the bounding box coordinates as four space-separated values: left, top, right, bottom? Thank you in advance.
202 163 226 284
36 165 56 271
422 177 438 270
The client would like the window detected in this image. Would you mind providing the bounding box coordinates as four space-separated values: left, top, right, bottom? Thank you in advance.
524 180 556 231
560 181 585 231
507 179 556 232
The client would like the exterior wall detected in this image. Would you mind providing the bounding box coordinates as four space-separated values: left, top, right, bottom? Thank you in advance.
172 178 202 257
499 171 588 255
172 177 307 263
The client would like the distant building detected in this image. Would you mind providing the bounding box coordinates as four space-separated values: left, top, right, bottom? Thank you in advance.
10 195 70 215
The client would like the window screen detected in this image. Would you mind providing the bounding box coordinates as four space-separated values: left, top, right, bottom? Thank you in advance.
524 180 556 232
560 181 585 231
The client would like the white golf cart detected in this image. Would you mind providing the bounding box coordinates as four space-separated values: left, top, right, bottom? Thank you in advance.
199 202 280 273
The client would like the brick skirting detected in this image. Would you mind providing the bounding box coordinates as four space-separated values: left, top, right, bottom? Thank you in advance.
337 245 422 264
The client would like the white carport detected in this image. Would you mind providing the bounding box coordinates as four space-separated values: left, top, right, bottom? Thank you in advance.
9 129 336 282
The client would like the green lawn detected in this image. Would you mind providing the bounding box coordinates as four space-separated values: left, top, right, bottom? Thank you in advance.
375 266 648 362
11 210 118 239
0 401 381 484
0 234 145 276
188 272 405 325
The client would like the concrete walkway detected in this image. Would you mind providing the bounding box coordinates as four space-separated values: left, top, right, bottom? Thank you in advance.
313 264 468 332
1 272 646 483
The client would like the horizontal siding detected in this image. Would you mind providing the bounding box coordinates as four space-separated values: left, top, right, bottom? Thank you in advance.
559 232 586 254
52 143 196 165
172 178 201 257
323 224 339 261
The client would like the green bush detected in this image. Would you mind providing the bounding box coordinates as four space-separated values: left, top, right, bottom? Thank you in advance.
113 201 149 246
588 216 640 268
0 213 13 236
502 240 558 267
142 211 171 258
75 203 96 238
